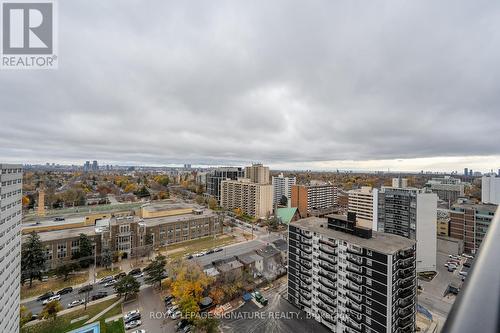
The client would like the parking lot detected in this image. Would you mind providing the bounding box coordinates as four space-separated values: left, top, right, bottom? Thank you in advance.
417 251 468 328
220 284 330 333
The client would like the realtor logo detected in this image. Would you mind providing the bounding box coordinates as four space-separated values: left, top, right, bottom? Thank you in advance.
1 0 57 69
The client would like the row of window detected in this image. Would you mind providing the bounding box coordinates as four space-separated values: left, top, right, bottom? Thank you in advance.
0 199 21 212
0 189 21 198
1 168 22 174
0 210 21 226
0 178 22 186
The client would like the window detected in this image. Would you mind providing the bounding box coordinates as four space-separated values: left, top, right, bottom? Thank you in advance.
366 278 372 286
366 308 372 315
366 259 372 266
367 250 372 256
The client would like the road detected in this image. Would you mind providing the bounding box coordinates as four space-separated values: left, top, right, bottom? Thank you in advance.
25 275 146 316
221 283 330 333
193 225 284 267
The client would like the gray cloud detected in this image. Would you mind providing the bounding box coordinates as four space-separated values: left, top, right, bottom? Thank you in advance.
1 0 500 169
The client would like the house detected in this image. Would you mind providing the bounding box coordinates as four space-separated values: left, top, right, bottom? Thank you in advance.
255 245 284 279
236 251 264 277
203 265 220 278
213 257 243 282
272 238 288 263
276 207 300 225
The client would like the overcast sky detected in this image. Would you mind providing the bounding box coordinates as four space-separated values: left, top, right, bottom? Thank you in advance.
1 0 500 172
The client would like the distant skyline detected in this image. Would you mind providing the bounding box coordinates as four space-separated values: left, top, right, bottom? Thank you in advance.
15 155 500 173
2 1 500 172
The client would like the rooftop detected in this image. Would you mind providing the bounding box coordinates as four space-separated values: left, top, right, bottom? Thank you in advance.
256 245 281 258
216 259 243 272
237 252 263 265
276 207 297 225
23 225 98 242
272 238 288 252
451 202 498 213
141 201 201 212
139 208 216 226
291 217 415 254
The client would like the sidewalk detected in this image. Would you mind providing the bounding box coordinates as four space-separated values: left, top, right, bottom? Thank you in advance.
85 298 123 324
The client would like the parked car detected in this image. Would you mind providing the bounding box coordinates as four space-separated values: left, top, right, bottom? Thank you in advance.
186 254 193 260
206 249 215 255
78 285 94 293
104 279 117 287
37 291 54 301
194 252 204 257
171 310 182 319
166 305 178 316
176 319 188 331
444 263 449 268
125 320 142 330
67 299 85 308
54 217 65 221
57 287 73 295
182 325 191 333
91 291 108 300
462 253 474 259
129 268 141 276
124 310 140 321
124 312 141 324
214 248 223 252
448 265 457 272
99 276 114 284
459 271 468 277
43 294 61 305
253 291 268 306
131 330 146 333
115 272 127 280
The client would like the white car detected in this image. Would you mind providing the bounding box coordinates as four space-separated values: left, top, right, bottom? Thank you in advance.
124 309 140 321
67 299 84 308
131 330 146 333
194 252 204 257
125 320 142 330
166 305 178 316
43 294 61 305
104 279 117 287
171 310 182 319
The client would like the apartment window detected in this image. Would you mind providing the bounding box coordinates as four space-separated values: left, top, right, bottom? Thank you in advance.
366 268 372 276
366 317 372 325
367 250 372 256
366 259 372 266
57 243 67 258
366 289 372 296
366 299 372 306
366 308 372 315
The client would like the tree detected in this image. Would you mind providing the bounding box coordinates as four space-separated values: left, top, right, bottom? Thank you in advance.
101 248 113 269
194 316 220 333
134 186 150 198
21 232 46 287
144 254 167 288
279 195 288 206
55 262 79 281
208 197 218 210
41 300 62 321
72 233 93 268
114 275 140 301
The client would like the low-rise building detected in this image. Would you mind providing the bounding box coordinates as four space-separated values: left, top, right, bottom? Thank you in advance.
237 252 264 277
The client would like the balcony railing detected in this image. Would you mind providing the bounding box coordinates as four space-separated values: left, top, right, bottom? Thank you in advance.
319 262 337 273
319 245 336 256
346 263 363 274
319 255 336 266
442 206 500 333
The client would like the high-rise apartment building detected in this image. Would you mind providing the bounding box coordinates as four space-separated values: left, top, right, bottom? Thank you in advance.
348 186 379 231
0 164 22 332
291 184 337 218
206 167 245 203
425 176 464 204
288 213 416 333
481 175 500 205
92 160 99 171
244 163 270 184
449 200 497 253
220 178 273 218
272 173 296 206
378 179 437 272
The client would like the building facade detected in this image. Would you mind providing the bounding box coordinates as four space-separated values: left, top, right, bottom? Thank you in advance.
272 173 296 206
206 167 244 203
0 164 22 333
348 186 379 231
27 207 223 268
449 200 497 254
220 178 273 218
244 163 270 184
288 214 416 333
378 180 437 272
291 184 337 218
425 176 464 204
481 175 500 205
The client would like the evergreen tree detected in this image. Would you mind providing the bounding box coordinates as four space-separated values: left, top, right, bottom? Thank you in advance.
21 232 46 287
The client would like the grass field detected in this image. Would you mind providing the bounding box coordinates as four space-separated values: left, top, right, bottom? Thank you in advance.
21 273 88 299
21 298 119 333
166 234 239 260
99 303 124 333
96 267 122 279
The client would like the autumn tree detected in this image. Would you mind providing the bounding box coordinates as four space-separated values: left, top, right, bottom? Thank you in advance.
208 197 218 210
41 300 62 321
20 305 32 327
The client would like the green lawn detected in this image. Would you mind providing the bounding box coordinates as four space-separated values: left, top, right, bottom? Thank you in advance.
21 298 119 333
21 273 88 299
101 318 125 333
167 234 239 260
